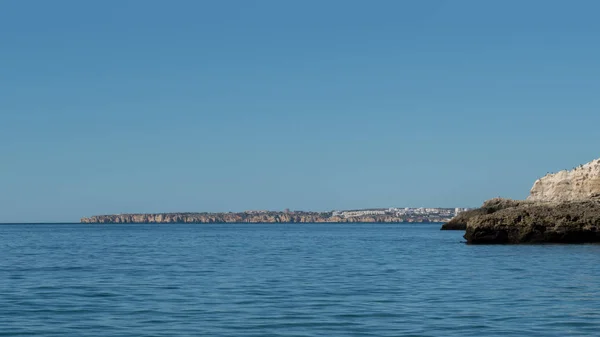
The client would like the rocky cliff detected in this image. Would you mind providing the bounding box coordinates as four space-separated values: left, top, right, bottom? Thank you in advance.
463 157 600 244
81 212 432 224
528 158 600 202
465 200 600 244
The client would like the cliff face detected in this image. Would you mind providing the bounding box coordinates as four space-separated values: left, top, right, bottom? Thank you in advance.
80 212 428 224
528 158 600 202
463 157 600 244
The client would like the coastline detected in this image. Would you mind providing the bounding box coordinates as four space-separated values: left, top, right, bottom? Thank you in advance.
80 211 456 224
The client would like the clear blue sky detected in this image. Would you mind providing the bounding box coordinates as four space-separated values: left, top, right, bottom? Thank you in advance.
1 0 599 222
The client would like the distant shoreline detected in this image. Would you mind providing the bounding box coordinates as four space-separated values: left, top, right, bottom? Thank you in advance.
80 208 467 224
1 208 470 225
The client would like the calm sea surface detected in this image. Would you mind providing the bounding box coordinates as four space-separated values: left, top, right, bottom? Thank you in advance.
1 223 600 336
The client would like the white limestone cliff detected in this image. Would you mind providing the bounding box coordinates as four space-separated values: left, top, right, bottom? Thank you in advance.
528 158 600 202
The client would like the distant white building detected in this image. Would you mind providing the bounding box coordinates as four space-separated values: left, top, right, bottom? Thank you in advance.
341 210 386 218
454 207 468 215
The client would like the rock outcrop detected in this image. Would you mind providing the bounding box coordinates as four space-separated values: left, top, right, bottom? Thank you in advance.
528 158 600 202
441 198 528 230
465 200 600 244
463 157 600 244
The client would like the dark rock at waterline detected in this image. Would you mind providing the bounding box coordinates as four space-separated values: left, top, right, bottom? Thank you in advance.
441 209 481 230
464 200 600 244
441 198 529 230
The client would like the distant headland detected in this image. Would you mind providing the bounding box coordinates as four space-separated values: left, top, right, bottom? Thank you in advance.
81 207 470 224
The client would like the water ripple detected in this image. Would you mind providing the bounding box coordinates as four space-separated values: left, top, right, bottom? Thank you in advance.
1 223 600 336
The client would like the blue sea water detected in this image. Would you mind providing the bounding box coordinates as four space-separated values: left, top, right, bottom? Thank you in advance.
1 223 600 336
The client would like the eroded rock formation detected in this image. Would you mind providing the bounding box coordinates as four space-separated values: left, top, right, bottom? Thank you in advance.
441 198 528 230
462 157 600 244
465 200 600 244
